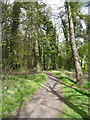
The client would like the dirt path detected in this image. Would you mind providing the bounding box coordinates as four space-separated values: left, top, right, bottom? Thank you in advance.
12 72 65 118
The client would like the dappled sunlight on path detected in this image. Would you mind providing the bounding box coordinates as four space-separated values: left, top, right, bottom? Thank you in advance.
9 72 89 119
11 72 64 118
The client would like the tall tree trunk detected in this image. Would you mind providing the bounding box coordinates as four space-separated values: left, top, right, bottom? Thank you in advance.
35 39 41 72
10 2 21 69
67 2 83 85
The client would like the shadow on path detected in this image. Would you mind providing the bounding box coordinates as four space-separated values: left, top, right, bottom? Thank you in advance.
4 72 89 119
45 72 89 119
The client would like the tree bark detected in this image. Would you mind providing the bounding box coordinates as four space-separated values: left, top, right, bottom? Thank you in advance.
67 2 83 85
35 39 41 72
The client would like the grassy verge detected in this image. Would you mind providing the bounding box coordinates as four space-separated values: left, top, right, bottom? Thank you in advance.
2 73 47 118
51 70 89 119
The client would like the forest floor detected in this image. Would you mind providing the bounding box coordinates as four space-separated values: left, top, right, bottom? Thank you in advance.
11 72 65 118
3 71 89 119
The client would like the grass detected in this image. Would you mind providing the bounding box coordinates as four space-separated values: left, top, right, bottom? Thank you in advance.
51 70 90 119
2 73 47 118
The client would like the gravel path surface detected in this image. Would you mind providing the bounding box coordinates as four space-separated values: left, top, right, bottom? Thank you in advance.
12 72 65 118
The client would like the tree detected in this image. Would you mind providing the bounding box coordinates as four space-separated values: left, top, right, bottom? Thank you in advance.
66 2 83 85
10 2 21 69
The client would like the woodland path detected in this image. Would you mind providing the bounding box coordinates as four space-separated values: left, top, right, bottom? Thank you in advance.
12 72 65 118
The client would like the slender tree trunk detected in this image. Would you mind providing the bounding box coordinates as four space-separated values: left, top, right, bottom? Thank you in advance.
43 53 46 70
35 39 41 72
67 2 83 85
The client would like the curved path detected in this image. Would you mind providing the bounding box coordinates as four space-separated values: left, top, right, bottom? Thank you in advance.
12 72 65 118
